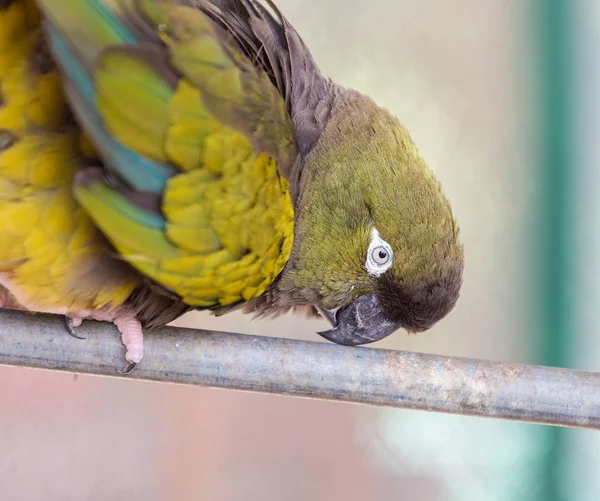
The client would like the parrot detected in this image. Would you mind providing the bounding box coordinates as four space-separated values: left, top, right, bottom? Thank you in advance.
0 0 464 372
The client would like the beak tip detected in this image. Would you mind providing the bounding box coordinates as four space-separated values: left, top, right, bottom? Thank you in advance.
316 328 360 346
315 294 400 346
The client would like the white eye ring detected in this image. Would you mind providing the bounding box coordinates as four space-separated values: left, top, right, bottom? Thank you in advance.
365 228 393 276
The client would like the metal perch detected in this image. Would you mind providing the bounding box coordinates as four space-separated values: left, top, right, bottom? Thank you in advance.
0 308 598 430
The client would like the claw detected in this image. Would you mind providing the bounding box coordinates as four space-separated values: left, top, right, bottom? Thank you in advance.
118 361 137 375
65 316 86 340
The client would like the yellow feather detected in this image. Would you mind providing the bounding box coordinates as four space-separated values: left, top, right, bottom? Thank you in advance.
0 2 139 313
2 0 296 315
85 65 295 309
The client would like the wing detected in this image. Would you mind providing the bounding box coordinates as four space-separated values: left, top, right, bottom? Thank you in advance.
38 0 297 311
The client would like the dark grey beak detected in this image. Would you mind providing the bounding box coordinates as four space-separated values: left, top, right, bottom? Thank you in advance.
316 294 400 346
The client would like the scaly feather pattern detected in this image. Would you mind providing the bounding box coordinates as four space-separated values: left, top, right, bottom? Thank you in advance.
37 0 296 312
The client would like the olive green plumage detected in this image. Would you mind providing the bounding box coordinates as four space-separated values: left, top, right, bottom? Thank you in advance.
252 89 463 343
274 92 461 311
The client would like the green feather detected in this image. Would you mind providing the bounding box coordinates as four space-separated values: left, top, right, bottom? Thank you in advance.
37 0 137 66
74 173 177 259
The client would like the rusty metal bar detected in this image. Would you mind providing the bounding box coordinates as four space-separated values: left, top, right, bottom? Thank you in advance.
0 308 599 429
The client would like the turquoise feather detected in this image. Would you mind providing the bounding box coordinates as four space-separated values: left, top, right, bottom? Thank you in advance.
43 13 177 195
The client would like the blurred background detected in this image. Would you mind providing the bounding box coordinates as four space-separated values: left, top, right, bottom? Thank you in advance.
0 0 597 499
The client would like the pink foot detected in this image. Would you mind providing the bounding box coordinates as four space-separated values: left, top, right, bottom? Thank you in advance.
67 305 144 373
0 276 143 373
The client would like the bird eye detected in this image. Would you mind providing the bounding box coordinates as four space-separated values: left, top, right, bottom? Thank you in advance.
372 246 390 265
365 228 393 276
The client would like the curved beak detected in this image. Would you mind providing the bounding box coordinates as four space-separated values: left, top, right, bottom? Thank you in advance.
316 294 400 346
